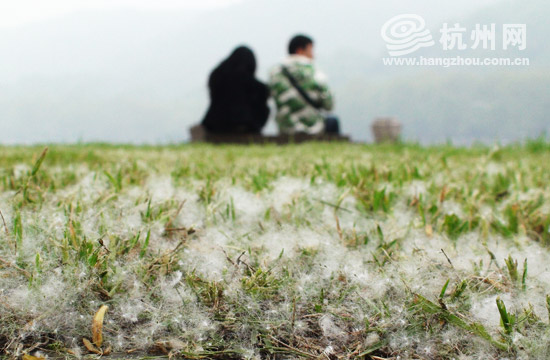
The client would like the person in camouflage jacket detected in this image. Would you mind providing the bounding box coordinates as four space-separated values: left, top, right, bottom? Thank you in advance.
269 35 334 135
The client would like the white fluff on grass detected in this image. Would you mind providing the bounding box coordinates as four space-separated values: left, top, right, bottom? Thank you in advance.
174 191 205 229
268 177 311 213
484 161 506 177
440 200 464 216
12 164 31 180
120 299 146 323
253 227 329 263
184 228 231 281
5 272 89 337
223 186 266 222
13 211 57 262
319 314 348 342
471 293 515 328
405 180 428 199
2 169 550 357
67 171 109 204
145 176 176 202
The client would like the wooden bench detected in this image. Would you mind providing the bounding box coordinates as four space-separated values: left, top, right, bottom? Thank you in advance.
189 125 351 144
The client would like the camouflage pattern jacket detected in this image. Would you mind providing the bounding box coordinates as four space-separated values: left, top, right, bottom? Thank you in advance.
269 55 334 134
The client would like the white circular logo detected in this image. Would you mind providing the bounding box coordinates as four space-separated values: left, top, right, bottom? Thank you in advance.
381 14 435 56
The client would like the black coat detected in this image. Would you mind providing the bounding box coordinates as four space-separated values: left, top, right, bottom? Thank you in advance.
202 47 270 134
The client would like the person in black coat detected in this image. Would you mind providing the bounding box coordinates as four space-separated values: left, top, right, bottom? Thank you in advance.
202 46 270 134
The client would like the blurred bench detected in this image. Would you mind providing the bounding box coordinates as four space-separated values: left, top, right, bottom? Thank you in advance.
189 124 350 144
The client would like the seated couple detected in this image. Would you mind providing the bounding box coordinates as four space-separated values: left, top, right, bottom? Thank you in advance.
201 34 340 136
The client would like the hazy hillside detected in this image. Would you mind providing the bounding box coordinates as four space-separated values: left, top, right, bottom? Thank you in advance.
337 71 549 144
0 0 547 144
335 0 550 143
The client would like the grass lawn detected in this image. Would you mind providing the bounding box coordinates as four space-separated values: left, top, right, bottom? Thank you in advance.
1 141 550 359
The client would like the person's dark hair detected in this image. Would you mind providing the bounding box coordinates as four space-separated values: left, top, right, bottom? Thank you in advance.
288 34 313 55
202 45 270 134
219 46 257 75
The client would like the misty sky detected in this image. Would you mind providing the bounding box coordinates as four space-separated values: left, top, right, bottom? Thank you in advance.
0 0 546 145
0 0 243 27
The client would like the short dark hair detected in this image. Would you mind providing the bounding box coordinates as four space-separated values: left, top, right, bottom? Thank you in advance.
288 34 313 55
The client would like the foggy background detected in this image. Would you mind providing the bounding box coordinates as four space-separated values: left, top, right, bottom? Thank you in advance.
0 0 548 145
